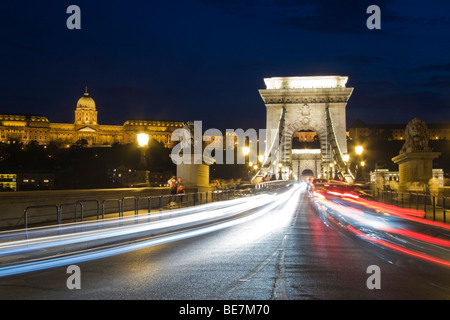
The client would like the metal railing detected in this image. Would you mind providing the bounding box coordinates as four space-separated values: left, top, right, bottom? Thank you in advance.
102 199 121 220
255 180 289 190
21 186 274 230
23 205 60 239
369 190 448 223
75 200 100 222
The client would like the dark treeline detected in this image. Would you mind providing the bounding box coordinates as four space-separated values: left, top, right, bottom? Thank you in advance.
348 134 450 174
0 139 175 189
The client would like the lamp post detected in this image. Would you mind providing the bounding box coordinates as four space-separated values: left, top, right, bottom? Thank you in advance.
258 154 264 164
355 145 363 156
242 146 250 157
278 162 282 180
329 162 334 180
137 133 149 170
360 160 365 179
343 154 350 182
355 145 364 183
242 146 250 181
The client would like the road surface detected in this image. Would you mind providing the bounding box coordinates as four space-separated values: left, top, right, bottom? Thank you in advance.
0 183 449 302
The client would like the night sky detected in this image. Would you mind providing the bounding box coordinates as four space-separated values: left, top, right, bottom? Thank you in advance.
1 1 450 132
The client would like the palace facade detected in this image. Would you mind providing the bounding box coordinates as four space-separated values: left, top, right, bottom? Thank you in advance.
0 89 185 148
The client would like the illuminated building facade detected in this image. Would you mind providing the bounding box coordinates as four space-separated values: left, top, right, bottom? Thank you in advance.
0 89 184 148
348 119 450 141
0 173 17 191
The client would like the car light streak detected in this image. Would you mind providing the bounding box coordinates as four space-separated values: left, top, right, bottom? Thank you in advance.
1 195 268 242
347 225 450 268
311 190 450 269
321 197 450 247
342 196 450 229
0 184 302 277
0 195 275 257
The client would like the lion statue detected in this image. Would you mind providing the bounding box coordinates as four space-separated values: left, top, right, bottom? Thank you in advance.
180 121 215 165
400 118 431 154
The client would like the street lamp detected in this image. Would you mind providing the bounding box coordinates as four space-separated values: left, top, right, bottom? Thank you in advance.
355 145 364 183
342 154 350 180
278 162 283 180
343 154 350 163
258 154 264 164
137 133 149 148
137 133 149 169
355 145 363 155
329 162 334 180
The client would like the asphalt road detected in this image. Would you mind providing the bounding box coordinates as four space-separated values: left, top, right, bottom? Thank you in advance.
0 185 449 302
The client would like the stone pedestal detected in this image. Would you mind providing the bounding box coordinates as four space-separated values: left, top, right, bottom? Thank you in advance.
392 151 440 193
177 163 211 192
136 170 150 185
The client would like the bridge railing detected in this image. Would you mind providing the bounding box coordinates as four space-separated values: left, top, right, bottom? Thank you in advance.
369 189 448 223
23 205 60 238
255 180 290 190
20 185 282 230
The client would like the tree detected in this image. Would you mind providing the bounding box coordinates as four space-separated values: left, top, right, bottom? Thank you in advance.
74 139 88 148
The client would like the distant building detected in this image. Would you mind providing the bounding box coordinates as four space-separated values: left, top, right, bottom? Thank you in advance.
370 168 444 190
108 166 172 188
0 173 17 191
293 130 317 142
0 88 185 148
0 171 61 191
17 171 59 191
348 119 450 141
108 165 149 188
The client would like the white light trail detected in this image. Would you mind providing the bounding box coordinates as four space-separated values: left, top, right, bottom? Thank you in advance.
0 184 303 277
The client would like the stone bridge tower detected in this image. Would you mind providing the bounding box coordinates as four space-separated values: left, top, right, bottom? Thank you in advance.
259 76 354 180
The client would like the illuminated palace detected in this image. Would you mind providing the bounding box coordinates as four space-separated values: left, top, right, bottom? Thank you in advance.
0 88 184 147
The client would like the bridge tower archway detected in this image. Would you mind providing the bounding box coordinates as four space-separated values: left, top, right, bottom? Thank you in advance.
258 76 354 181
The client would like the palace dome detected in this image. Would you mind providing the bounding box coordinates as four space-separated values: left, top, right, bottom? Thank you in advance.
76 88 96 110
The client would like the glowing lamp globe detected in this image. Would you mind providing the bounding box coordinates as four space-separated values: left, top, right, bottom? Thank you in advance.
137 133 149 147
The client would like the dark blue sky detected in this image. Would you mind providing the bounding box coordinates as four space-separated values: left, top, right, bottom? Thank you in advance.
1 0 450 131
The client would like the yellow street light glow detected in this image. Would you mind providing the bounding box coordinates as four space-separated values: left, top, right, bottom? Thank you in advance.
278 163 283 168
253 165 258 170
361 161 365 167
343 154 350 162
242 146 250 156
355 145 363 155
137 133 149 147
258 155 264 163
